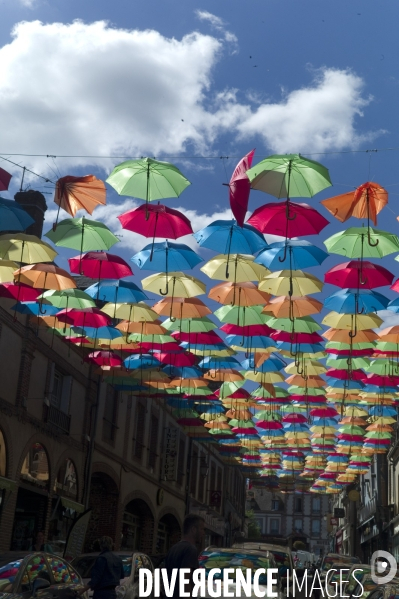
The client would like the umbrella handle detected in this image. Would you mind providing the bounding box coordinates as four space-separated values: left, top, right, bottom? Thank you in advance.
285 200 296 221
160 280 169 295
279 243 288 263
367 227 379 247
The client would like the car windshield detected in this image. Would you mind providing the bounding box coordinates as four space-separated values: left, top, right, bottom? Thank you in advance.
322 555 360 571
346 568 368 592
72 555 132 579
0 560 23 593
199 551 273 584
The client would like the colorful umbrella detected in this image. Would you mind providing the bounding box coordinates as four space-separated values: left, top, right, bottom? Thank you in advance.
142 271 205 297
132 241 202 272
324 227 399 258
201 254 268 282
259 270 323 296
324 261 394 289
320 181 388 225
228 149 255 226
209 281 270 306
54 175 106 218
255 240 328 270
0 233 57 263
45 217 119 251
85 279 147 303
14 264 76 290
0 197 35 232
69 252 132 279
194 219 267 255
247 202 329 238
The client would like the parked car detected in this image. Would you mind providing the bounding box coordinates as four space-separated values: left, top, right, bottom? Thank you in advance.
232 542 294 576
319 552 361 582
368 581 399 599
0 551 85 599
349 572 399 599
342 564 371 597
198 547 283 598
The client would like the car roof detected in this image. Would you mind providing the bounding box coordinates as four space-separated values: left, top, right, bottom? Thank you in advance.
73 552 133 557
233 543 291 553
201 548 274 558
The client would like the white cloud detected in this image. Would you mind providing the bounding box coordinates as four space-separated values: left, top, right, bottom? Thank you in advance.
19 0 38 7
237 68 381 153
195 10 225 30
0 20 379 180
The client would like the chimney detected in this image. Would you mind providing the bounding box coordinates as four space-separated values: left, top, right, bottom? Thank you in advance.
14 190 47 238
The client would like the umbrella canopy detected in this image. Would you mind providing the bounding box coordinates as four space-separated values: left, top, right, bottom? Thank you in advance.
324 288 389 314
85 279 147 303
163 316 217 332
118 203 193 240
194 219 267 254
106 158 190 208
45 217 119 251
14 264 76 290
259 270 323 296
320 181 388 225
246 154 332 198
209 281 270 306
152 297 211 318
0 282 41 302
142 272 206 297
0 260 20 283
322 311 382 330
39 288 96 309
0 168 12 192
102 302 158 321
255 240 328 270
54 175 106 217
69 252 133 278
57 307 111 328
214 304 268 326
12 302 60 316
0 197 35 232
324 261 394 289
228 149 255 226
247 202 329 237
0 233 57 263
201 254 268 282
132 241 202 272
324 227 399 258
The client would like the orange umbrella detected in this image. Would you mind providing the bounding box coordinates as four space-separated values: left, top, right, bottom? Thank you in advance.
366 423 394 432
204 369 244 382
54 175 106 217
339 417 367 425
208 281 270 306
14 264 76 290
320 181 388 225
225 408 252 419
169 377 208 388
285 374 326 387
152 297 211 318
116 319 166 334
323 328 378 343
262 296 323 318
253 353 277 369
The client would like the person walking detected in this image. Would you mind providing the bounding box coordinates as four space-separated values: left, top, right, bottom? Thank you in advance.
77 536 124 599
165 514 205 598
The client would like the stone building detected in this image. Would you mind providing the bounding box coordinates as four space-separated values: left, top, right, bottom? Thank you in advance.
0 191 246 554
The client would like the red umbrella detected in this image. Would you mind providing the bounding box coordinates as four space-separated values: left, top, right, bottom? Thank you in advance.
220 323 273 336
87 350 123 367
326 348 373 356
0 282 41 301
140 341 178 352
325 368 365 380
310 408 339 417
325 261 394 289
227 149 255 227
247 202 329 237
171 330 223 344
155 352 196 367
69 251 133 279
365 373 399 385
57 307 111 328
271 331 324 343
282 414 308 423
215 388 250 399
0 167 12 192
256 421 283 430
290 395 327 403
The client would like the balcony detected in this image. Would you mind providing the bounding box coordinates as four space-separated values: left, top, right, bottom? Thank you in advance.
43 403 71 434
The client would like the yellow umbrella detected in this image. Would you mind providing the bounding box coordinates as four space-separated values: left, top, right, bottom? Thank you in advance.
285 360 326 375
322 311 383 330
201 413 228 422
189 347 236 357
204 369 244 382
244 371 285 383
0 233 57 263
0 260 19 283
169 377 208 388
142 271 206 297
259 270 323 296
310 426 336 433
201 254 269 282
102 302 159 321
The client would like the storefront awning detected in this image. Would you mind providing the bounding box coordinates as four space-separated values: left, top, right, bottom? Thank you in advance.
61 497 85 513
0 475 16 491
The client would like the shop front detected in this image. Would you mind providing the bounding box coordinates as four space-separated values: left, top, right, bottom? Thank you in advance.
391 518 399 561
121 498 154 554
11 442 50 550
48 459 84 554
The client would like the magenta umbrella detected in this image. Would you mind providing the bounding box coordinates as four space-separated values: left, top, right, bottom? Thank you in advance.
86 350 123 367
220 323 273 336
0 167 12 192
271 331 324 343
325 260 394 289
155 351 197 367
57 307 111 328
0 282 41 302
247 201 329 237
69 251 133 279
282 414 308 423
227 149 255 227
325 368 365 380
171 330 224 345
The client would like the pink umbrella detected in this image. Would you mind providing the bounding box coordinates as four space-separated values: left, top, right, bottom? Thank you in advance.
365 373 399 385
0 167 12 192
282 414 308 423
325 260 394 289
140 341 178 352
0 282 41 301
227 150 255 227
171 330 224 344
87 350 123 367
271 331 324 343
155 351 196 367
220 323 273 336
247 201 329 237
310 408 339 417
215 389 250 399
256 421 283 429
325 368 365 380
69 251 133 279
290 395 327 403
57 307 111 328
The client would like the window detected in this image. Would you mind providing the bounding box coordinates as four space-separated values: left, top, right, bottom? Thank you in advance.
294 497 302 512
51 370 63 407
256 519 264 534
294 519 302 532
49 365 72 413
148 414 159 470
103 386 118 443
19 556 51 592
190 448 198 496
312 497 321 513
270 518 280 534
177 438 185 486
311 519 321 536
133 402 146 460
272 499 281 511
47 556 72 584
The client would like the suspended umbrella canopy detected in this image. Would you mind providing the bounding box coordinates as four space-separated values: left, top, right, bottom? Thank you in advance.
0 197 35 232
87 350 123 368
142 271 206 297
0 233 57 263
323 328 378 343
255 240 328 270
220 323 273 337
324 227 399 258
56 307 111 328
324 288 389 314
228 149 255 226
0 168 12 192
152 297 211 319
118 203 193 240
324 261 394 289
263 296 323 318
163 316 217 332
320 181 388 225
214 304 269 326
132 241 202 271
54 175 106 218
268 315 321 333
285 360 326 375
209 281 270 306
247 202 329 237
45 217 119 251
106 158 191 213
85 279 147 303
14 264 76 290
271 330 324 344
102 302 158 321
116 319 166 334
259 270 323 296
39 288 96 309
201 254 269 282
12 301 59 316
194 219 267 255
0 260 20 283
69 252 133 278
0 282 41 302
171 330 222 344
322 311 383 330
204 369 244 382
246 154 332 198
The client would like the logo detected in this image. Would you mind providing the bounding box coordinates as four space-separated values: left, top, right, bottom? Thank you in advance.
370 551 397 584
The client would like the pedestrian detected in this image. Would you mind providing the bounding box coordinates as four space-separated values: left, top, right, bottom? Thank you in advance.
29 531 53 552
165 514 205 598
76 536 124 599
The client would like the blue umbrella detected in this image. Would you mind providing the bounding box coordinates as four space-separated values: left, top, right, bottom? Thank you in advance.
240 355 285 372
179 342 228 352
255 240 328 270
196 403 225 414
75 326 123 339
12 302 60 316
326 379 364 389
225 334 275 350
124 354 160 369
324 288 389 314
194 219 267 254
387 298 399 313
85 279 148 303
162 365 202 378
312 418 338 426
369 406 396 417
276 341 325 354
0 196 35 231
363 384 398 393
283 424 309 432
131 241 203 272
198 356 240 369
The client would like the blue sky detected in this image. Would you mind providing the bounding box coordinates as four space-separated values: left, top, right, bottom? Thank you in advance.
1 0 399 324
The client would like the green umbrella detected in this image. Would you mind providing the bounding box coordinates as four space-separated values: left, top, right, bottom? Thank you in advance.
326 357 370 370
45 217 119 251
39 288 96 309
162 316 217 332
287 386 326 396
324 227 399 258
214 304 271 326
246 153 332 199
251 385 289 398
366 359 399 375
267 315 321 333
219 380 246 398
325 341 375 350
106 157 190 215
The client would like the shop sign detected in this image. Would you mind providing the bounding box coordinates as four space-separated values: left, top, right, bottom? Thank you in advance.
55 459 77 499
63 509 92 562
20 443 49 488
163 428 178 481
330 518 338 525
